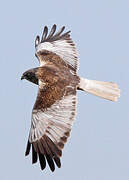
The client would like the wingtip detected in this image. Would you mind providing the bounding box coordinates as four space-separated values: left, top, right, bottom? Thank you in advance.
53 24 57 28
35 35 40 47
41 26 48 41
25 140 31 156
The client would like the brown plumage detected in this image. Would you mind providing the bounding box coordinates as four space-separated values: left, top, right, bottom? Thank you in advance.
21 24 120 172
34 65 79 109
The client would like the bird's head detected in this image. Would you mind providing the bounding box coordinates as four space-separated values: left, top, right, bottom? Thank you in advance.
21 68 38 85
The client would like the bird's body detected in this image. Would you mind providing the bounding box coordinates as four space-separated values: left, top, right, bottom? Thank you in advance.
21 24 120 172
34 64 79 109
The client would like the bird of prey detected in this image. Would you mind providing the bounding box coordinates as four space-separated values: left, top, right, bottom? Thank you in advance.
21 24 120 172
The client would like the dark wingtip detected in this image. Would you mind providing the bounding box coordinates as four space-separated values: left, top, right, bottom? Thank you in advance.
32 144 38 164
54 26 65 37
25 140 31 156
39 153 46 170
53 24 56 28
40 24 70 43
41 26 48 41
46 155 55 172
28 135 63 172
35 35 40 47
45 24 56 40
54 157 61 168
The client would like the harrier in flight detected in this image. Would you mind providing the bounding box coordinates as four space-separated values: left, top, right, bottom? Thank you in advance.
21 24 120 172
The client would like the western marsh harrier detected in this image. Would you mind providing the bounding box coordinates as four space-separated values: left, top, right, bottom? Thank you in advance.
21 24 120 172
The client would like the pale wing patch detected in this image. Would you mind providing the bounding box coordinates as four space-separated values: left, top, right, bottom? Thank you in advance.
29 94 77 143
35 25 79 71
36 40 79 71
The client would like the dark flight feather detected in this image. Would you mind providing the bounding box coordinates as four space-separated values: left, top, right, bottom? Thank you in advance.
38 153 46 170
53 157 61 168
46 154 55 172
41 24 71 43
41 26 48 41
54 26 65 37
32 144 38 164
47 24 57 39
25 140 31 156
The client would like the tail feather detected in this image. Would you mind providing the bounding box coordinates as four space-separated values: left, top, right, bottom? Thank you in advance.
79 77 120 102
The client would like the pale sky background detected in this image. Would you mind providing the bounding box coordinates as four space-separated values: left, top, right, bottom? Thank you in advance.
0 0 129 180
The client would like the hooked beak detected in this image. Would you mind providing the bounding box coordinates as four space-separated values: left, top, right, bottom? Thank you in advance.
21 75 24 80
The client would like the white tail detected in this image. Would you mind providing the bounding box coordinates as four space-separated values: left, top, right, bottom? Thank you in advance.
79 77 120 101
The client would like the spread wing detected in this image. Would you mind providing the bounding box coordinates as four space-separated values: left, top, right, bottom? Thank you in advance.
35 24 79 72
25 81 77 171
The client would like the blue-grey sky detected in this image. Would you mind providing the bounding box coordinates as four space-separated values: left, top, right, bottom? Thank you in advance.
0 0 129 179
